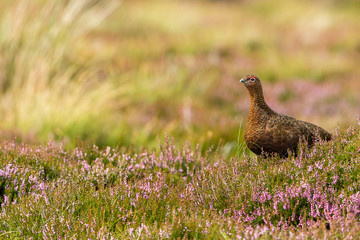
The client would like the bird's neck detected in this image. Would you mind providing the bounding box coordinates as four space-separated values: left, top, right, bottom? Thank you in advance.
248 89 275 117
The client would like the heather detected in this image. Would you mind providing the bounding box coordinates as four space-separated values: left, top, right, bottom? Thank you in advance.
0 0 359 238
0 125 359 239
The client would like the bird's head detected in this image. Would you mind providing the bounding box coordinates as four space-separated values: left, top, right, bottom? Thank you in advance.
240 75 261 88
240 74 264 100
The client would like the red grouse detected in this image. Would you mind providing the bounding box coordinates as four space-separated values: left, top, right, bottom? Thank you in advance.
240 75 331 157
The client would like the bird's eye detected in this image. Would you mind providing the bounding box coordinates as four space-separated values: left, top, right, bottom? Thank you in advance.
250 77 256 82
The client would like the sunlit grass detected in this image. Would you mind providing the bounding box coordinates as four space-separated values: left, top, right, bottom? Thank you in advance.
0 0 359 148
0 0 121 146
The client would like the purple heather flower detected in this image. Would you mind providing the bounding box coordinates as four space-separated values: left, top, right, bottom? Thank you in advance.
332 175 339 184
273 200 278 213
1 195 9 208
315 161 323 170
82 161 90 172
39 182 46 192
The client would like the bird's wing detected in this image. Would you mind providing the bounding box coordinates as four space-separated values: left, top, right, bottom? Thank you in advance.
260 115 313 152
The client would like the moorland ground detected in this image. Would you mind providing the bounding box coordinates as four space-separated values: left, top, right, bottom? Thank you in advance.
0 0 360 238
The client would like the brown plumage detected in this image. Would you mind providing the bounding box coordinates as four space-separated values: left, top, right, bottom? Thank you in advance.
240 74 332 157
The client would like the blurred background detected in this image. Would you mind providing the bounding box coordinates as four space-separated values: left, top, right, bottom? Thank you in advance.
0 0 359 154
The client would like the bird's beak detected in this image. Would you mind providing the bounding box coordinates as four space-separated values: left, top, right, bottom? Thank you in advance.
240 78 246 83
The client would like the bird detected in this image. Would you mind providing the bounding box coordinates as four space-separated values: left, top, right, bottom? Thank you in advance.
240 74 332 157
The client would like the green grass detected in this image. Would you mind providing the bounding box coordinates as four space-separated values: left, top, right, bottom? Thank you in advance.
0 0 359 150
0 0 123 147
0 1 358 236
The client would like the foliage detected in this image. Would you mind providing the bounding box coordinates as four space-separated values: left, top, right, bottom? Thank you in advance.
0 125 360 238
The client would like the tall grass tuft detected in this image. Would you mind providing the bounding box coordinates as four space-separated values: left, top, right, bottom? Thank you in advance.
0 0 119 144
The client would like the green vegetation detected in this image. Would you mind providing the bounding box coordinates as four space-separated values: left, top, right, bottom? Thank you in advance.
0 1 359 238
0 0 359 149
0 125 360 238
